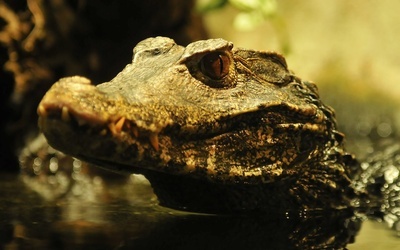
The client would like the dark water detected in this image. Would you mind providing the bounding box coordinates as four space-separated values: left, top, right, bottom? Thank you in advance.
0 166 398 250
3 132 400 249
3 89 400 249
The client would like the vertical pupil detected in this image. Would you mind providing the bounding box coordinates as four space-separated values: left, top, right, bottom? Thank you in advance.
200 52 229 80
214 55 223 75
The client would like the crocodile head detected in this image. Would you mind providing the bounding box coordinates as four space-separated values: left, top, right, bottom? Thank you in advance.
38 37 356 213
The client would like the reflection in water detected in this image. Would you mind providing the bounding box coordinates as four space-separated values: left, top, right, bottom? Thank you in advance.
0 138 362 249
4 130 400 249
1 172 361 250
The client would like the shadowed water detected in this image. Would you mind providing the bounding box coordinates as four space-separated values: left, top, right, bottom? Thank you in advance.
0 134 398 249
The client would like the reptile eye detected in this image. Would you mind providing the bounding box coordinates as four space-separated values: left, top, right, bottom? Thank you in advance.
199 52 230 80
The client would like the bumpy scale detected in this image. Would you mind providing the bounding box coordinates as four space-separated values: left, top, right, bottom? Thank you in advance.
38 37 359 213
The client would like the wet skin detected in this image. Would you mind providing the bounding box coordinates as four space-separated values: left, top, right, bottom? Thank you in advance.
38 37 359 213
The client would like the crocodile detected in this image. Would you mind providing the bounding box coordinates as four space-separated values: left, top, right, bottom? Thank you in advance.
37 36 385 214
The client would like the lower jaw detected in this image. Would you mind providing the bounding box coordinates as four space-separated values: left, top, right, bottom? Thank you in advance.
143 170 300 214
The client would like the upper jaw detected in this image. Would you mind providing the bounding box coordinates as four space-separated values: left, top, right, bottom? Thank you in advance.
37 76 174 154
38 97 328 184
37 75 329 182
38 82 325 154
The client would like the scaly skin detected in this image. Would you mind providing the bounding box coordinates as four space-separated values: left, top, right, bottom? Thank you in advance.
37 37 359 213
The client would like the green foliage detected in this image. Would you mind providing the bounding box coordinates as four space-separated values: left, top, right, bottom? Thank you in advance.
197 0 277 31
197 0 290 54
197 0 229 12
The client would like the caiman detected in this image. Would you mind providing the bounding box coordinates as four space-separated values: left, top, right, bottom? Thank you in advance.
36 37 399 216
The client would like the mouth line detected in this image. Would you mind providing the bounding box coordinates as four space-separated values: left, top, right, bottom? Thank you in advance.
38 100 327 153
38 102 328 183
38 102 161 151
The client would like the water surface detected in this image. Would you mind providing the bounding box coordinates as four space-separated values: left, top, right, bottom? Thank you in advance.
0 168 398 249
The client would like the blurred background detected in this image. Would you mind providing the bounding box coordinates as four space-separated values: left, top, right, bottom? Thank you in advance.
2 0 400 169
1 1 399 249
203 0 400 97
202 0 400 152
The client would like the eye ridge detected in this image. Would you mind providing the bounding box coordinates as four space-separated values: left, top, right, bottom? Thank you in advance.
199 52 230 80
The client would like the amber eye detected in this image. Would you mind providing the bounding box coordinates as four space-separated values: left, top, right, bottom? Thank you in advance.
199 52 230 80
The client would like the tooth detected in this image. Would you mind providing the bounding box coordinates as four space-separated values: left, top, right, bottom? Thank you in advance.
37 104 47 116
108 123 116 135
114 117 125 133
132 127 139 138
149 133 159 151
61 106 71 122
